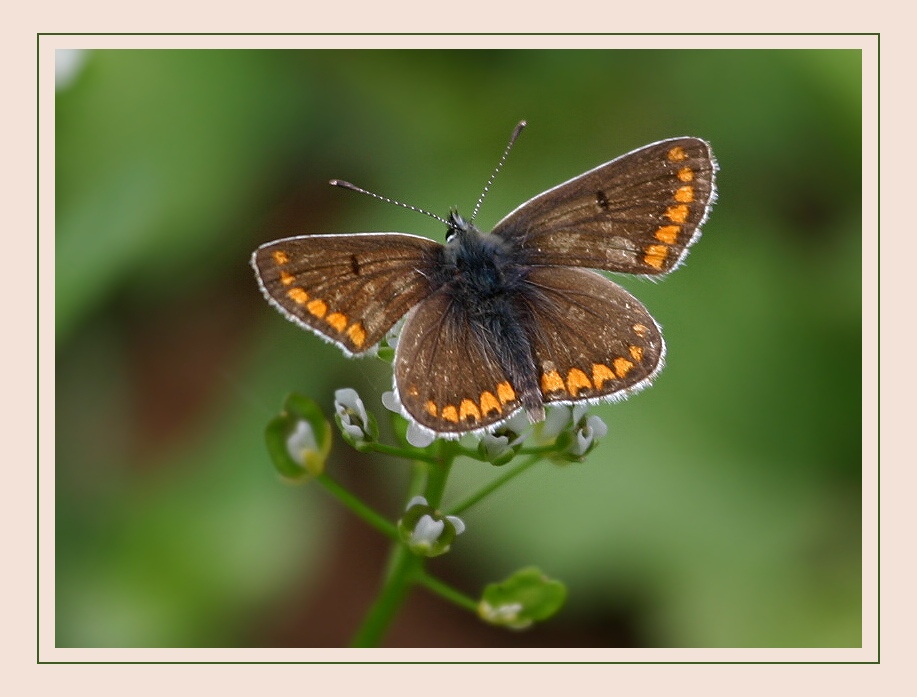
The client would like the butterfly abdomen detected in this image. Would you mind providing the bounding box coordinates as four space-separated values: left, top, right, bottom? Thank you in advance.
434 219 545 422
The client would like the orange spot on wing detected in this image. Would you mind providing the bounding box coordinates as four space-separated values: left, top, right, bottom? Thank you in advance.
592 363 616 390
307 299 327 318
674 185 694 203
441 405 459 423
541 370 565 394
667 146 687 162
496 381 516 404
327 312 347 332
480 391 501 416
677 166 694 182
272 250 290 265
279 270 296 286
459 399 481 422
613 357 635 378
566 368 592 396
664 204 689 223
633 323 649 337
425 401 438 417
286 287 308 304
347 322 366 348
643 244 669 270
629 345 644 361
655 225 680 244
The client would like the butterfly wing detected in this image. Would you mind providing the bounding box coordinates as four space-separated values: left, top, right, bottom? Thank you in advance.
394 291 525 435
393 266 665 434
251 232 440 355
492 137 716 276
520 266 666 405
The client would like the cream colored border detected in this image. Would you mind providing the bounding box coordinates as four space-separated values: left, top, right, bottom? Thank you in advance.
13 7 896 692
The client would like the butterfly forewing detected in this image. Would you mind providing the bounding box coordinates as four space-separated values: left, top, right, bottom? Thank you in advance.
521 267 665 404
492 137 716 276
251 233 439 354
394 292 524 434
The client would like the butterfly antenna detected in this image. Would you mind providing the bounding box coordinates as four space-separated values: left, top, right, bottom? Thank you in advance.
470 120 527 223
329 179 449 226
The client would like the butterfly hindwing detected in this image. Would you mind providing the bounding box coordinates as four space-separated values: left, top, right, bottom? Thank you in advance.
394 291 525 434
251 233 440 355
492 137 716 276
521 266 665 405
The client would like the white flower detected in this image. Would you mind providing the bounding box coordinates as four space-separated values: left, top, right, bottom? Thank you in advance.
406 422 436 448
571 404 590 424
568 414 609 457
479 432 513 460
382 390 437 448
478 601 531 630
447 514 465 535
404 496 465 535
334 388 371 441
410 515 445 550
286 419 318 466
541 406 574 439
405 495 428 510
384 318 406 349
478 420 528 463
381 390 400 413
399 496 465 556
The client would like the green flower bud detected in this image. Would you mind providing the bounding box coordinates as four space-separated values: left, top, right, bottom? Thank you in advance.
476 412 532 465
478 567 566 630
397 496 465 557
264 393 332 483
541 405 609 463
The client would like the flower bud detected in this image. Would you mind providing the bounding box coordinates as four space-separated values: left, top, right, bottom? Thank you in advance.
478 567 566 630
333 388 378 447
397 496 465 557
264 394 332 483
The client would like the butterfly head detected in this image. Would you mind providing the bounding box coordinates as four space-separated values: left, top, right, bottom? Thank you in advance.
444 210 476 244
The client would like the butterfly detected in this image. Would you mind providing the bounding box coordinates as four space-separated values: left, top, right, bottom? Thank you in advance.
251 122 717 438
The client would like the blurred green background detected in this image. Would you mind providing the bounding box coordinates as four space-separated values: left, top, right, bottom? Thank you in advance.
54 49 862 648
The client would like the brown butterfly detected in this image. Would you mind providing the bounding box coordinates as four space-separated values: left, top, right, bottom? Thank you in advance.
252 122 717 438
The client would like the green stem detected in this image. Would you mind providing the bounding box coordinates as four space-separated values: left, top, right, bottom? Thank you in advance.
414 571 479 613
423 448 453 509
360 441 443 465
350 542 421 647
349 460 430 647
518 444 561 456
317 473 397 540
448 453 542 515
